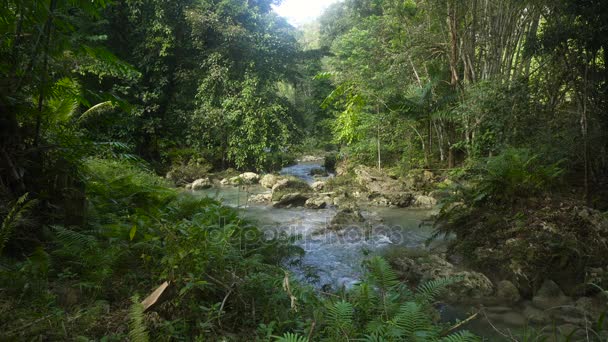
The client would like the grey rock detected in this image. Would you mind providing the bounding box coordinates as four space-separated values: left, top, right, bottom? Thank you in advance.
496 280 521 304
191 177 212 190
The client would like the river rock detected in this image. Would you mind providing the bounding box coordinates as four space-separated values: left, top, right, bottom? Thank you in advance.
305 197 329 209
249 193 271 204
191 177 212 190
354 165 406 194
390 253 493 303
311 181 325 191
185 183 193 190
329 208 364 230
412 195 437 209
272 178 312 201
333 193 358 210
260 174 280 188
496 280 521 304
532 280 571 310
220 178 230 186
239 172 260 184
273 193 309 208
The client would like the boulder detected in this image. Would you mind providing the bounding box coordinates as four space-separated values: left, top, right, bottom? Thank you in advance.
191 177 212 190
368 192 414 207
412 195 437 209
229 176 242 185
239 172 260 184
272 193 309 208
220 178 230 186
446 271 494 302
311 181 326 191
354 165 406 194
329 208 364 230
332 194 358 210
185 183 193 190
390 253 494 303
249 193 271 204
260 174 280 189
532 280 571 310
272 178 312 202
305 197 330 209
496 280 521 304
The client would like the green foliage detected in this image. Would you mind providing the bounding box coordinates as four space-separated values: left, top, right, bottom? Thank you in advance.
0 193 35 254
129 295 150 342
296 256 477 341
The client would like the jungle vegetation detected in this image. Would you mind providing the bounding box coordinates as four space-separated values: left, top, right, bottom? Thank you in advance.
0 0 606 340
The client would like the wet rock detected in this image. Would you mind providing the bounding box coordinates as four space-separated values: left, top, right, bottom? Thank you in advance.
185 183 193 190
220 178 230 186
311 181 326 191
191 177 212 190
273 193 309 208
260 174 280 188
412 195 437 209
239 172 260 184
532 280 571 310
249 193 271 204
329 208 364 230
271 178 312 202
305 197 329 209
496 280 521 304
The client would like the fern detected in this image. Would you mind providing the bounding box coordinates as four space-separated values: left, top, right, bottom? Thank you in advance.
275 332 308 342
415 277 459 304
365 256 400 291
128 295 149 342
0 193 35 254
326 300 354 338
439 330 480 342
391 301 436 338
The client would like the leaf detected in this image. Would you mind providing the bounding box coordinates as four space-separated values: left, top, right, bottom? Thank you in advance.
130 225 137 241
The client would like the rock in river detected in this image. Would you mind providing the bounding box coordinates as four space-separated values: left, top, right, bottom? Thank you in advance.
191 177 212 190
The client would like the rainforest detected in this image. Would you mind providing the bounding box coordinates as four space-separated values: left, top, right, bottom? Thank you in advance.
1 0 608 340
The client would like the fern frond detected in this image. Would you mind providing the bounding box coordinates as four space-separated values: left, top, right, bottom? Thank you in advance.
128 295 149 342
0 193 35 254
275 332 308 342
440 330 480 342
391 301 436 338
365 256 400 291
415 277 459 304
326 300 354 337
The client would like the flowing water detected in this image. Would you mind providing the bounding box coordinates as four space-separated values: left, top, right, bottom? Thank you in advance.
197 161 435 289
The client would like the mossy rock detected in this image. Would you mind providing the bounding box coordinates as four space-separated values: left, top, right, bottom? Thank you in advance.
271 177 312 202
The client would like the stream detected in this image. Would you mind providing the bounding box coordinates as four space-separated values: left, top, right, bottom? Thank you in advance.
197 161 435 289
